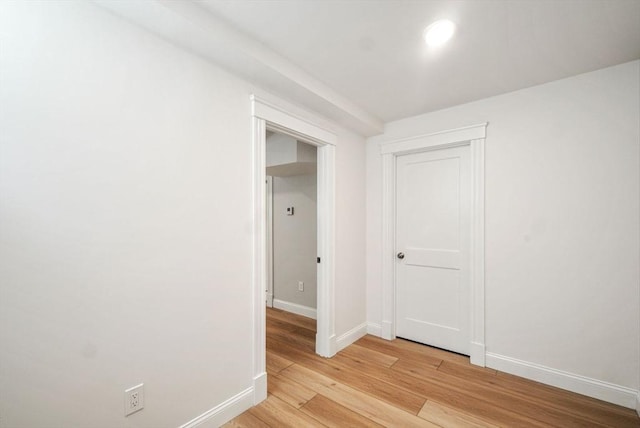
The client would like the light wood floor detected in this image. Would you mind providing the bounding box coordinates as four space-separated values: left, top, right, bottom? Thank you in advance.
225 308 640 427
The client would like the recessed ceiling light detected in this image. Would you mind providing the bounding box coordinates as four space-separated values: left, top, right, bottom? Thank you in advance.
424 19 456 47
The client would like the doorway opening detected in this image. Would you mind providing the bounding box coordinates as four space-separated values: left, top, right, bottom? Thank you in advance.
251 95 336 404
266 132 318 320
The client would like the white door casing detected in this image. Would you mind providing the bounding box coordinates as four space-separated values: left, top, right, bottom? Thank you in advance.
380 123 487 366
251 95 337 404
265 176 274 308
395 145 471 355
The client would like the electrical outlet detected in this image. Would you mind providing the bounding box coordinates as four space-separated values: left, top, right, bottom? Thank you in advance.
124 383 144 416
298 281 304 292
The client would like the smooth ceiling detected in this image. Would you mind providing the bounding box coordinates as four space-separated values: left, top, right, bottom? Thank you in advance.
200 0 640 123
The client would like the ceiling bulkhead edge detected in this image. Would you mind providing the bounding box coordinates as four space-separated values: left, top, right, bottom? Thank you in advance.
92 0 384 136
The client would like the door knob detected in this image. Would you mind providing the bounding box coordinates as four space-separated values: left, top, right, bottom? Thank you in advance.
397 252 405 259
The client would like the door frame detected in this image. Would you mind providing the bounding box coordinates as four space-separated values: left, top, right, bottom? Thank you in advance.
380 123 487 366
251 95 337 404
265 175 273 308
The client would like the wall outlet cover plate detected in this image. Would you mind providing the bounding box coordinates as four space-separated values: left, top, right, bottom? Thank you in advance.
125 383 144 416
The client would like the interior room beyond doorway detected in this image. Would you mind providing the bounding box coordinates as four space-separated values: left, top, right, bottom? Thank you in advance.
266 131 318 322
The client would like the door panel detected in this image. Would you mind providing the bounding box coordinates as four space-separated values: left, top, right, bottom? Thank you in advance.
403 248 460 269
396 145 470 355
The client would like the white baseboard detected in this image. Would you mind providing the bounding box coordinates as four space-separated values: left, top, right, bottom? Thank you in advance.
381 320 393 340
273 299 317 319
179 386 254 428
328 334 337 356
316 333 337 358
366 322 382 337
336 322 368 352
486 352 638 409
253 372 267 405
266 293 273 308
469 342 486 367
636 392 639 417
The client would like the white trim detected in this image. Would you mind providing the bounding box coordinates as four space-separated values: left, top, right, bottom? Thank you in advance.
380 154 395 342
366 322 382 337
273 299 317 320
381 321 394 341
179 387 254 428
636 392 639 416
265 292 273 308
253 372 267 405
486 352 639 409
469 137 486 366
470 342 486 367
253 95 337 146
252 96 338 387
380 123 487 365
251 115 267 407
315 143 336 358
380 123 487 155
265 176 273 308
336 322 368 352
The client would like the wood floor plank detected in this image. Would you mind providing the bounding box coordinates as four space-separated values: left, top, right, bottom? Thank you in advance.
268 373 317 409
380 334 630 426
267 325 315 353
267 317 317 342
359 334 468 364
437 359 498 379
496 370 640 419
300 394 385 428
332 353 551 428
392 336 472 365
439 361 639 427
391 357 608 427
338 343 399 367
248 394 326 428
265 317 298 332
266 308 316 331
222 411 272 428
355 335 443 369
281 364 438 428
418 400 500 428
268 335 426 415
391 357 442 380
223 309 640 428
266 352 294 374
289 324 316 340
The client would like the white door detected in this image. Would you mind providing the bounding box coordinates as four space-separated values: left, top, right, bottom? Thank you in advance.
395 145 471 355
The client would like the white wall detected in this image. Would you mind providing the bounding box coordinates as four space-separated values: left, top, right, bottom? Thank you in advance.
335 128 368 342
0 1 367 426
272 173 317 311
367 61 640 405
266 134 317 167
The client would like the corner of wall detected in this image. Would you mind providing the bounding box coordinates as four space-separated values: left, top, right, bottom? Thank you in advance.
254 373 267 405
336 322 368 352
316 333 338 358
366 322 382 337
